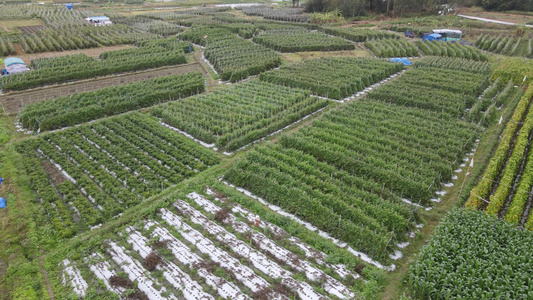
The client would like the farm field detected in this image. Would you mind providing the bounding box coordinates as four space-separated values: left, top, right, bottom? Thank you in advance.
252 27 355 52
14 112 219 239
0 62 204 115
259 57 403 99
151 80 329 152
0 38 191 91
19 71 205 131
2 3 533 300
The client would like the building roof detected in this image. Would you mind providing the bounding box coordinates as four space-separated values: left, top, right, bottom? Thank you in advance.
427 33 442 38
4 57 25 66
88 16 110 20
433 29 462 34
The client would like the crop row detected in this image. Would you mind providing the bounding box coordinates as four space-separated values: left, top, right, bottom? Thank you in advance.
225 97 477 261
225 60 483 261
16 25 156 54
259 57 403 99
179 26 281 82
414 56 491 74
0 38 190 91
241 6 310 23
19 71 204 131
0 36 16 56
466 86 533 212
367 64 490 117
15 112 219 238
417 41 488 61
57 187 363 299
475 34 529 57
27 7 90 25
484 101 533 217
365 38 418 58
467 78 523 126
151 80 328 152
409 208 533 299
252 27 354 52
111 14 185 36
466 84 533 228
319 27 399 42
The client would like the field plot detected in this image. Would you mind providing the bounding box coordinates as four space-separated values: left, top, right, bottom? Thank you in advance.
0 36 16 56
0 38 190 92
467 77 523 126
17 25 156 54
226 58 485 262
259 57 403 99
151 80 329 152
19 71 204 131
417 40 488 61
179 27 281 82
364 38 419 58
467 87 533 229
475 34 532 57
253 27 355 52
409 209 533 299
241 6 311 23
58 187 363 299
319 27 399 42
367 57 491 117
15 112 219 238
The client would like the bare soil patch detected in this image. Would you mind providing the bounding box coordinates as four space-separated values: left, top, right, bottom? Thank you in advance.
41 161 66 186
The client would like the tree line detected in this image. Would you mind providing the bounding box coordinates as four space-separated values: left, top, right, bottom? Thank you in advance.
305 0 533 18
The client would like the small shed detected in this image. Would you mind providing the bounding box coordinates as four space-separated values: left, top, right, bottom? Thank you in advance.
4 57 29 75
86 16 113 26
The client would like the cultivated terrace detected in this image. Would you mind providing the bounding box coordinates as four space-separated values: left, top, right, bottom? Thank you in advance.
0 2 533 300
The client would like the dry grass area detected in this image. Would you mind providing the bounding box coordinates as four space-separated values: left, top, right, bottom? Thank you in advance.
0 19 44 32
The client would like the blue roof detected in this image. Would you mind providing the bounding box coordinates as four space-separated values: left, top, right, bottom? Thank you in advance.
4 57 25 66
89 16 109 20
427 33 442 38
0 198 5 209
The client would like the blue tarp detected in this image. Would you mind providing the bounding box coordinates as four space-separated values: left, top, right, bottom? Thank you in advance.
4 57 25 67
423 33 443 42
0 198 5 209
390 58 413 66
65 3 73 10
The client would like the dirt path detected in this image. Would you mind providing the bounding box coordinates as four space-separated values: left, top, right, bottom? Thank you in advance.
13 44 24 56
457 14 533 28
39 252 54 300
0 63 204 115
